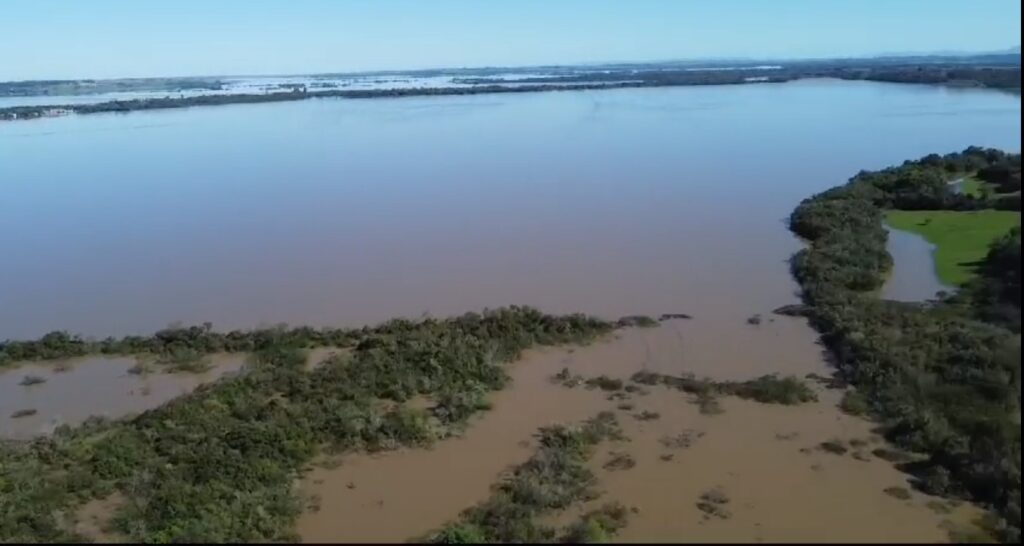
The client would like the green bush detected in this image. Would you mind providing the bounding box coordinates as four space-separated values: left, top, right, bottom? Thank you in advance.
787 148 1021 542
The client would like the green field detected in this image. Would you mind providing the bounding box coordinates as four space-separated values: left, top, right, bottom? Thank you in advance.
957 176 987 197
885 209 1021 285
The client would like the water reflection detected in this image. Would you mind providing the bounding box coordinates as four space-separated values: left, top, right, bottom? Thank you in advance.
0 354 247 439
0 79 1019 339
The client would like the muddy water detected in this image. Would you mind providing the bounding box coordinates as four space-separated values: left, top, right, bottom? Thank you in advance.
296 323 980 542
882 226 953 302
2 80 1019 340
579 389 979 543
1 79 1016 541
0 354 246 439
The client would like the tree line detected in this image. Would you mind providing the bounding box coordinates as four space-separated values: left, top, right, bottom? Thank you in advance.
789 146 1021 542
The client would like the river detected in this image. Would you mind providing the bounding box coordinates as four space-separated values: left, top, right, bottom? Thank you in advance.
1 77 1019 542
1 78 1019 339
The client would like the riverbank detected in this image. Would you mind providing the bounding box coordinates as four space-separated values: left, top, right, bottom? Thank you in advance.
788 147 1021 542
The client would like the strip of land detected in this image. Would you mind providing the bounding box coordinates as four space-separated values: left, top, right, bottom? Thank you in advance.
788 147 1021 542
2 59 1019 121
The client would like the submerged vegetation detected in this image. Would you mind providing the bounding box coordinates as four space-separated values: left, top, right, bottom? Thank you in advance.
0 307 613 543
426 412 625 543
788 147 1022 541
630 371 817 406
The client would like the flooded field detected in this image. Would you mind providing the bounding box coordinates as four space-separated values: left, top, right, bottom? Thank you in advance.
1 353 247 439
0 79 1018 542
882 226 954 302
296 323 982 543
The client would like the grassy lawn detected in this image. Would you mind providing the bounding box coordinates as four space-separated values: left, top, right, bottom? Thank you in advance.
885 209 1021 285
957 176 987 198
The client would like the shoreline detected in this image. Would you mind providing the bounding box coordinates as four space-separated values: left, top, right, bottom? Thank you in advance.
2 66 1019 122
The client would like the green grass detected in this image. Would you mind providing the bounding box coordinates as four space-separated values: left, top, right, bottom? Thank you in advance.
885 210 1021 285
957 176 987 198
958 176 1020 199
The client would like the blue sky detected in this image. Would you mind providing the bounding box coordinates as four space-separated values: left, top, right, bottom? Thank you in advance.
2 0 1020 80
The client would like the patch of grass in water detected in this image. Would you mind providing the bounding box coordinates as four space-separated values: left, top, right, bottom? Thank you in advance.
561 502 630 543
658 430 704 450
633 410 660 421
630 371 816 406
603 451 636 471
19 374 47 386
157 348 213 373
839 390 870 416
584 375 623 392
726 375 817 405
819 439 848 455
425 412 624 543
696 487 731 520
871 447 914 463
615 315 659 328
883 486 912 500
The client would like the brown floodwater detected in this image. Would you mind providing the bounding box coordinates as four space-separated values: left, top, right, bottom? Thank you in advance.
1 80 1019 340
1 79 1016 542
0 353 246 439
296 324 983 543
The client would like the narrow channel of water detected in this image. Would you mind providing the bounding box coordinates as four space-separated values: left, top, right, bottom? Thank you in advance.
882 226 954 302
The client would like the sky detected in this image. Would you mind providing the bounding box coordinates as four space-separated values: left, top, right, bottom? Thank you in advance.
2 0 1020 81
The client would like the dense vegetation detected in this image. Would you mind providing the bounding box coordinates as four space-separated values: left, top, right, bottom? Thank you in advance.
837 65 1022 88
0 307 613 542
788 147 1022 542
0 77 224 97
629 371 818 406
0 318 363 368
426 412 627 543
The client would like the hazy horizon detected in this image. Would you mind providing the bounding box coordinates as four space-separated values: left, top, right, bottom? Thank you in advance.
2 0 1021 82
2 47 1022 84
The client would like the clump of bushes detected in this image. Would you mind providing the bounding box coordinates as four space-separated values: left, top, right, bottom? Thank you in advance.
0 306 615 543
427 412 623 543
551 367 584 388
839 390 870 416
633 410 660 421
819 439 848 455
629 371 816 406
696 487 731 520
884 486 912 500
787 147 1021 541
603 452 636 471
18 374 46 386
561 502 630 543
585 375 623 392
659 430 704 450
616 315 659 328
725 375 818 405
